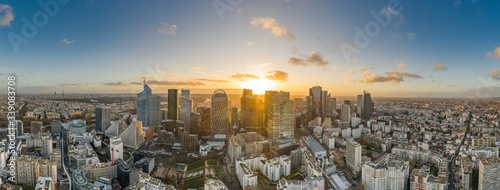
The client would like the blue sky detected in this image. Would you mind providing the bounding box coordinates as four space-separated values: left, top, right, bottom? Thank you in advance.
1 0 500 97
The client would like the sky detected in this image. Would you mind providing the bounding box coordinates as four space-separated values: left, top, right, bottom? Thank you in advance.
1 0 500 98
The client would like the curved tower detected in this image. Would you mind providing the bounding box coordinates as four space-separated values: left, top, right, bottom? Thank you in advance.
210 89 229 137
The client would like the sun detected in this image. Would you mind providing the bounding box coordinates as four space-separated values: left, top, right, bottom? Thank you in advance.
242 79 276 94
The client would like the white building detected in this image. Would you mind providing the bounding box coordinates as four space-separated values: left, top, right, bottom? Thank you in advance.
204 178 228 190
362 159 409 190
235 161 258 188
323 133 335 150
346 140 362 173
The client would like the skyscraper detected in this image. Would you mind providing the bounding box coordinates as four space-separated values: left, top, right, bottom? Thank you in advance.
211 89 229 137
341 104 351 123
363 91 375 120
95 106 111 132
267 91 295 144
198 107 211 135
265 90 277 136
308 86 323 119
168 89 179 120
180 89 192 131
240 89 263 133
231 106 238 127
137 80 161 126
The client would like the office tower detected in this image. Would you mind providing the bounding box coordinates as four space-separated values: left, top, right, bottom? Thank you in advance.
41 136 53 155
211 89 229 136
161 109 168 121
180 89 193 131
168 89 180 120
95 106 111 132
308 86 323 119
137 80 161 127
198 107 212 135
116 159 131 188
363 91 375 120
240 89 263 133
343 99 354 113
264 90 277 136
321 90 328 116
341 105 351 123
231 106 238 127
267 91 295 144
328 97 336 114
479 157 500 190
356 94 363 113
15 120 23 136
346 140 362 173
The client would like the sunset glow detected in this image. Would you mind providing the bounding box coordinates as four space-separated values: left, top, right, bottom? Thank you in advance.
242 79 276 94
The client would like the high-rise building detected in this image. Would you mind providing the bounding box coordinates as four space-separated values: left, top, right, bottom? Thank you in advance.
346 140 362 173
198 107 211 135
267 91 295 144
180 89 193 131
168 89 180 120
240 89 263 133
96 106 111 132
231 106 238 128
357 94 363 113
211 89 229 137
15 156 57 187
479 157 500 190
308 86 323 119
15 120 23 137
363 91 375 120
137 81 161 126
264 90 277 136
341 104 351 123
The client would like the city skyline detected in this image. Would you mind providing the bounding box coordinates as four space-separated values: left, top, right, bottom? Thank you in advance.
1 0 500 97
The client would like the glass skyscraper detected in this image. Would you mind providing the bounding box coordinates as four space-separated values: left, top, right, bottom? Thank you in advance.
137 81 161 126
168 89 179 120
96 106 111 132
180 89 192 131
210 89 229 137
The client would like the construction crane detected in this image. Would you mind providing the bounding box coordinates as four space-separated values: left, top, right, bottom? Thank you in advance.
102 140 119 165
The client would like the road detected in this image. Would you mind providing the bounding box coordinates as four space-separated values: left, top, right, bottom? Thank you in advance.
448 112 471 190
61 131 72 190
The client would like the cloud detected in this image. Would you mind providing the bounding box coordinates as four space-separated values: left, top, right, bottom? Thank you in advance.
59 39 75 44
132 80 205 86
398 63 408 70
250 17 295 41
0 4 14 27
229 73 260 81
288 57 307 66
103 82 130 86
430 62 448 71
61 83 81 86
158 22 177 35
194 79 230 83
244 62 274 68
264 70 289 82
486 47 500 59
288 52 329 67
343 69 355 76
332 66 343 69
407 33 416 40
307 52 329 67
357 71 423 84
491 70 500 80
361 72 371 77
359 66 374 71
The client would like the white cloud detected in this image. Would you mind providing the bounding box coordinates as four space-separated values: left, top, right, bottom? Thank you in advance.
250 17 295 41
59 39 75 44
158 22 177 35
407 33 416 40
0 4 14 27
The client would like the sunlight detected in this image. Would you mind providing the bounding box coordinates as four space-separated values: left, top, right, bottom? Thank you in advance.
242 79 276 94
